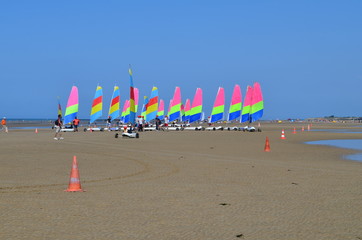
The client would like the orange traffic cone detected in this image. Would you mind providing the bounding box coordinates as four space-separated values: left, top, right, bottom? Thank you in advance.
35 128 38 133
292 127 296 134
65 156 84 192
264 136 271 152
280 129 286 139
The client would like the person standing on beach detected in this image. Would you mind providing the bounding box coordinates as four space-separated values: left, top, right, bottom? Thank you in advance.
155 116 161 130
138 116 144 131
1 117 8 133
106 116 112 130
54 114 63 140
164 115 169 130
72 117 80 132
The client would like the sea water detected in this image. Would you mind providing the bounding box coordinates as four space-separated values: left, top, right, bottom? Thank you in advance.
11 126 52 130
5 118 102 130
306 139 362 162
310 129 362 134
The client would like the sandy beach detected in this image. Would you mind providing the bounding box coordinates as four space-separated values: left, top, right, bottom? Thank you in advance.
0 122 361 240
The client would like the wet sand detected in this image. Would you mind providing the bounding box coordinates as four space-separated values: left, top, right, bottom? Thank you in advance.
0 122 361 240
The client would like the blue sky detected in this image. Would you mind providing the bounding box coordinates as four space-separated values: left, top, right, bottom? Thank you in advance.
1 1 361 120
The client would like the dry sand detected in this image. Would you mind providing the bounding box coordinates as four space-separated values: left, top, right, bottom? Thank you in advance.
0 122 361 240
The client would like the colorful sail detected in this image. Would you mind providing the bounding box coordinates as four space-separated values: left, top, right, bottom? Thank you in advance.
128 66 136 124
90 86 103 124
241 86 253 123
134 88 139 114
157 99 165 120
184 99 191 122
228 84 242 121
250 82 264 122
121 100 129 123
167 99 173 116
146 86 158 121
141 96 148 121
189 88 203 123
108 86 120 121
57 96 62 117
169 86 181 122
64 86 79 124
210 87 225 123
181 103 186 122
124 100 131 123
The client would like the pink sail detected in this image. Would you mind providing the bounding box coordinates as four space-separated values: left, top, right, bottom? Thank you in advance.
250 82 264 122
189 88 203 123
121 99 129 123
210 87 225 123
134 88 139 113
167 99 173 116
228 84 242 121
241 86 253 123
64 86 79 124
169 86 182 121
184 98 191 122
157 99 165 120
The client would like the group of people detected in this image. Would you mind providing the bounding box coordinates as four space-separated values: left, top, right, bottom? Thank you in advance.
135 115 170 131
52 113 178 140
53 115 80 140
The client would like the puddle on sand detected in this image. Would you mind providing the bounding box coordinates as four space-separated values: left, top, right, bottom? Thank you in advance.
306 139 362 162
